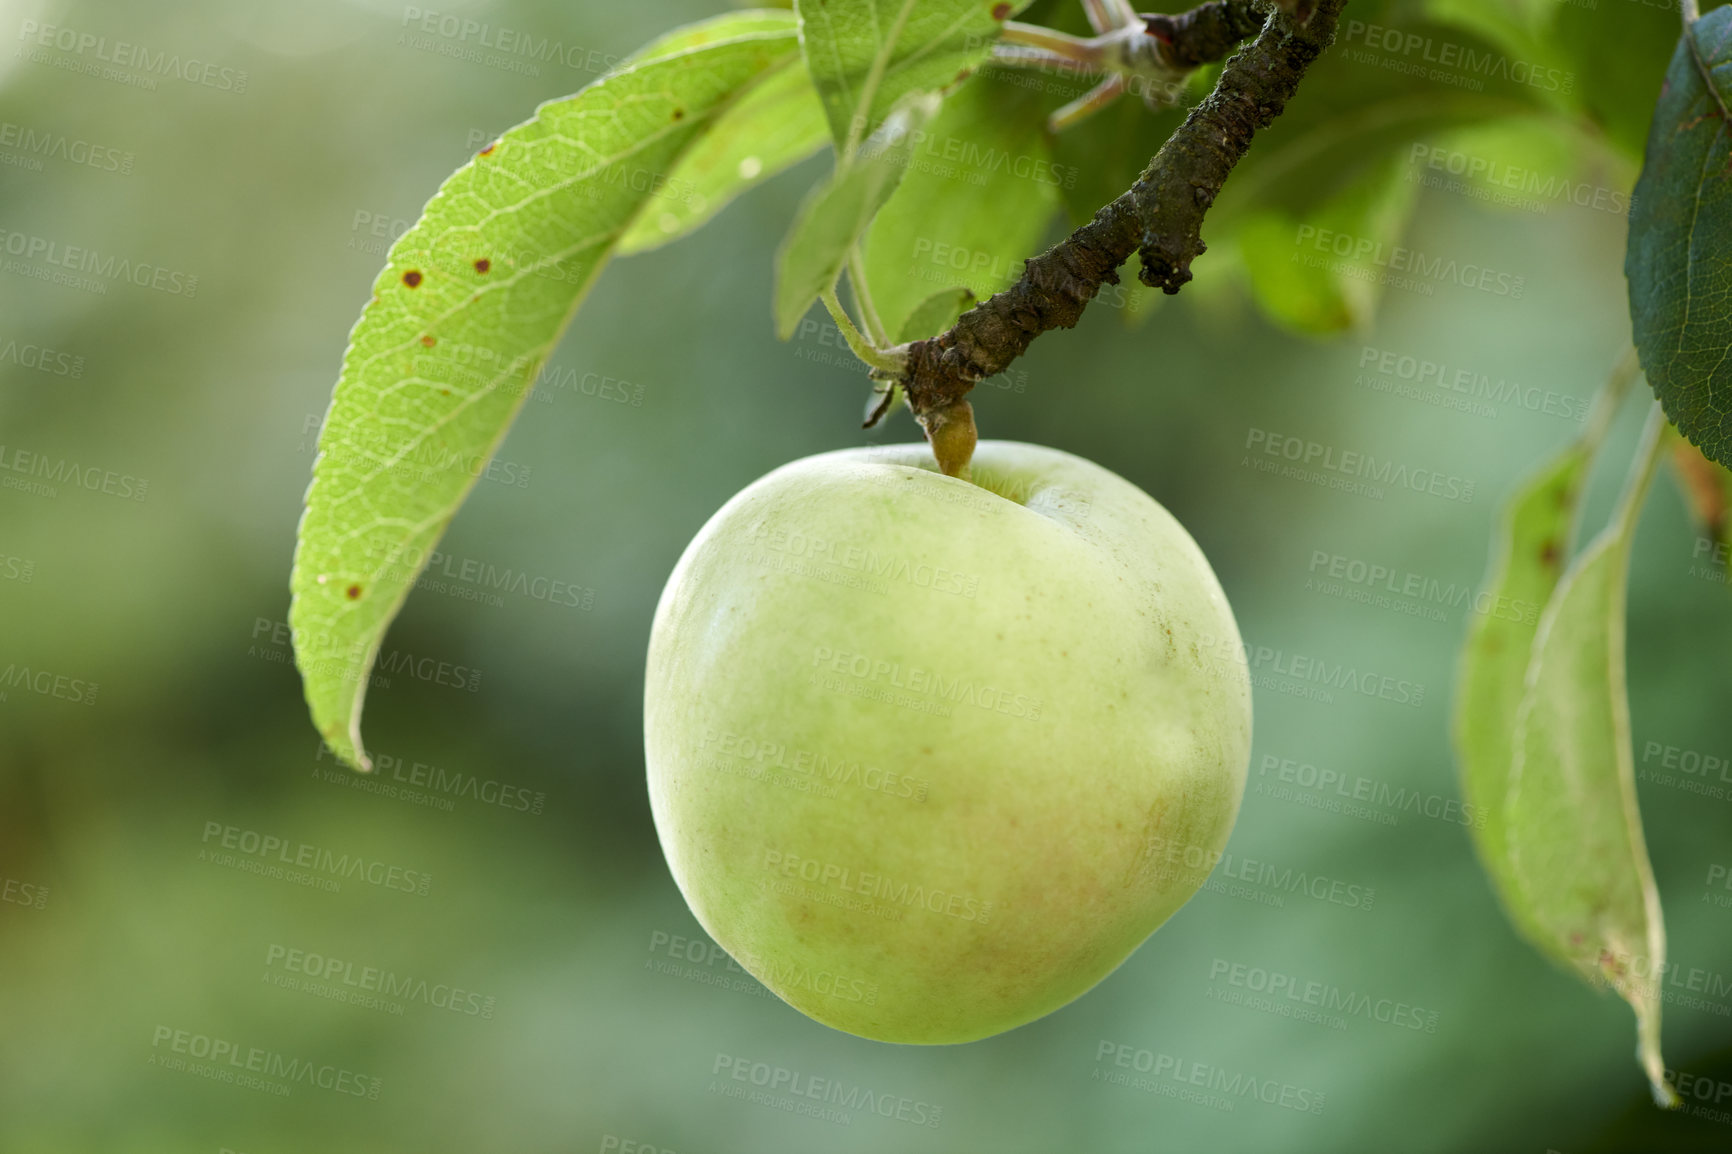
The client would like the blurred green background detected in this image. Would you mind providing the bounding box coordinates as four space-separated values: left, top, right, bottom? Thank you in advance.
2 0 1730 1150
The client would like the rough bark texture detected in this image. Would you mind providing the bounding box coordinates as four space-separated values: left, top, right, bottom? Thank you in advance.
901 0 1347 421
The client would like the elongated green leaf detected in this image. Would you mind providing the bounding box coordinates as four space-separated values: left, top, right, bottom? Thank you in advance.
618 58 829 254
794 0 1021 153
290 30 797 771
1507 405 1675 1105
1453 356 1633 936
861 69 1059 339
773 93 939 339
1629 6 1732 471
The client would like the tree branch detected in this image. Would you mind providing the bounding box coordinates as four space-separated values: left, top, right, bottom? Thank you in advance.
900 0 1347 434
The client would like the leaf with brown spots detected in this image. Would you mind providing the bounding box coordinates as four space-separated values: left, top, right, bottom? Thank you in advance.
1506 407 1676 1105
1453 356 1635 892
1455 353 1679 1105
290 17 798 770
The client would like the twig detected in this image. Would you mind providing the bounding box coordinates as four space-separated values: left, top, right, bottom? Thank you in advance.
899 0 1348 430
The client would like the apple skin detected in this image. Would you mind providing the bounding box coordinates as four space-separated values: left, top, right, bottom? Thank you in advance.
644 441 1251 1044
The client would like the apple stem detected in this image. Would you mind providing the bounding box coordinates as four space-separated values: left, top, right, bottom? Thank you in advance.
919 399 977 480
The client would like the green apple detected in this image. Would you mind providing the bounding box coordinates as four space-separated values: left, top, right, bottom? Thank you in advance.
644 440 1251 1044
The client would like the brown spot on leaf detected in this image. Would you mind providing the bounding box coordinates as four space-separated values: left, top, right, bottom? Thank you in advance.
420 335 436 347
474 258 491 274
479 142 497 156
1540 539 1561 567
991 2 1010 18
346 584 362 600
671 106 685 120
402 270 423 288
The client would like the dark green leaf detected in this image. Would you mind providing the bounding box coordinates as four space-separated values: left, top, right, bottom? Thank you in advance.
1628 6 1732 470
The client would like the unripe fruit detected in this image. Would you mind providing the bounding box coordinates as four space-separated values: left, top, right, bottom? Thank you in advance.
644 441 1251 1043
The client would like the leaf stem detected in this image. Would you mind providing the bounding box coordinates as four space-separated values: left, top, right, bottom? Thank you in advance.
1682 0 1701 30
847 246 890 346
821 288 906 375
840 0 920 164
1582 346 1642 453
1610 401 1671 541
